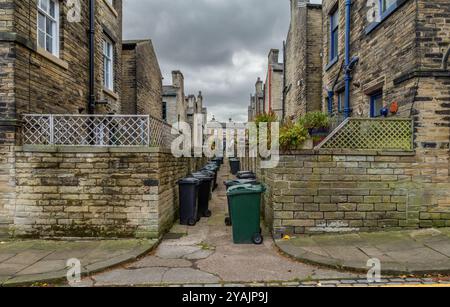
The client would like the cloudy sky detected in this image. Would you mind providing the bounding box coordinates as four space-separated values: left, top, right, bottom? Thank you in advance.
123 0 321 122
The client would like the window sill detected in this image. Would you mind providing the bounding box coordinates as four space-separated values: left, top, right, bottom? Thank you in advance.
365 0 409 35
36 47 69 70
103 87 119 100
325 56 339 71
103 0 119 18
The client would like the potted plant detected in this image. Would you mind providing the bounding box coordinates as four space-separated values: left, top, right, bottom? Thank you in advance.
298 112 331 146
279 120 310 152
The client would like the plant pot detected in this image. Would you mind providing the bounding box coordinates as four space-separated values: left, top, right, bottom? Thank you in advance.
309 127 330 147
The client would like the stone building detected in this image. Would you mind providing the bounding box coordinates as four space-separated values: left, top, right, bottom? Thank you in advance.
322 0 450 136
186 92 207 127
0 0 124 236
122 40 163 119
162 71 187 125
284 0 323 121
0 1 189 239
264 49 284 120
248 77 265 121
249 0 450 236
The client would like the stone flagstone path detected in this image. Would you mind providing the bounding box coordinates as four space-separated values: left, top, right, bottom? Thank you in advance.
81 163 362 286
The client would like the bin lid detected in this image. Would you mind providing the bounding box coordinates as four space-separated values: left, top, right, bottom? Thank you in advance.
224 179 258 187
237 171 255 176
200 170 215 176
203 165 218 171
178 177 201 185
227 184 266 196
190 173 214 181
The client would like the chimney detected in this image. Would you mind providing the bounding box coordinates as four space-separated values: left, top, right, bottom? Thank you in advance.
255 77 263 94
268 49 280 65
172 70 184 88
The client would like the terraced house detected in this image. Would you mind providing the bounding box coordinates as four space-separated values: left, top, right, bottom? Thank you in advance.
248 0 450 236
0 1 189 239
323 0 450 134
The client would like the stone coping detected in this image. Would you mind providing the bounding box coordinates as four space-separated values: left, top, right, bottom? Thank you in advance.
19 145 173 154
279 149 416 156
276 228 450 276
0 239 159 287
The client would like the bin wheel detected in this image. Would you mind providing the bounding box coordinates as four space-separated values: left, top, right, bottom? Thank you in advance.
203 210 212 218
188 218 197 226
252 233 264 245
225 217 232 226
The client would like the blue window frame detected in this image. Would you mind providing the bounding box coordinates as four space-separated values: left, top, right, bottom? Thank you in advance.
380 0 396 14
329 9 339 62
370 91 383 118
366 0 406 34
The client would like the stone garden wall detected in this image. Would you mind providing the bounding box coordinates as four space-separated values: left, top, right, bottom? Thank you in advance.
0 146 197 239
254 149 450 236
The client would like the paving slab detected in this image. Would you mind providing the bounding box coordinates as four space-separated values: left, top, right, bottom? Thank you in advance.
125 256 192 269
276 228 450 275
0 239 158 286
162 268 220 284
93 267 167 286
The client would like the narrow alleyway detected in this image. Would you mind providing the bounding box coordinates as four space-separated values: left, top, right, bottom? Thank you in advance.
82 162 362 287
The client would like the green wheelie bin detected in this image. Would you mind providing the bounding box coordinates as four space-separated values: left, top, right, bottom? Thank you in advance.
223 179 259 226
227 184 266 245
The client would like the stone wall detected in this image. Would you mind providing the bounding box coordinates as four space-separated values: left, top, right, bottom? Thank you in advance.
259 150 450 236
2 147 190 239
284 1 323 121
122 40 163 119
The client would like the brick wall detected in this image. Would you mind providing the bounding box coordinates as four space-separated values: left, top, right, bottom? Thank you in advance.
3 147 190 239
259 150 450 236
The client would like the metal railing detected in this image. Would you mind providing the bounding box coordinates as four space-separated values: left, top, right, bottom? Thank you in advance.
316 118 414 151
22 114 178 148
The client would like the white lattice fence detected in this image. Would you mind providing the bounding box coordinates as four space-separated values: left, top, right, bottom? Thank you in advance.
317 118 414 151
22 114 178 148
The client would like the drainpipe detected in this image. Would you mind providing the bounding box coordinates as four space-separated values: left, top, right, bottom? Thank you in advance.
344 0 352 119
327 91 334 115
282 41 286 121
88 0 96 114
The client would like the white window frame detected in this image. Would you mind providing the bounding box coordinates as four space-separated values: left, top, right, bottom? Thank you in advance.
103 38 114 91
37 0 60 57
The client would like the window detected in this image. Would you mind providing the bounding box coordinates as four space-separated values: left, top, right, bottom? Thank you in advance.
162 102 167 121
103 38 114 91
37 0 59 56
380 0 396 14
329 9 339 61
370 91 383 118
337 91 345 113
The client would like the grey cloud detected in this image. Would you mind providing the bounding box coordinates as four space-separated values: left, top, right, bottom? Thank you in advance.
124 0 322 122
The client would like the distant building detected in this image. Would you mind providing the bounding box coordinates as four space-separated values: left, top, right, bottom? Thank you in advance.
248 77 265 121
264 49 284 120
163 71 187 125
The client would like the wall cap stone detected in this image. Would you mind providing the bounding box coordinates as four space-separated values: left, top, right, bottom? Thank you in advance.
279 149 416 156
20 145 167 154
